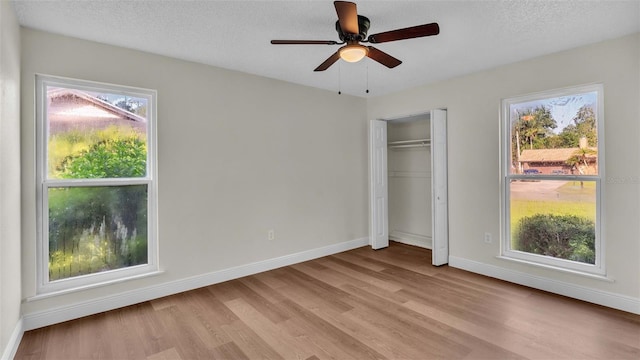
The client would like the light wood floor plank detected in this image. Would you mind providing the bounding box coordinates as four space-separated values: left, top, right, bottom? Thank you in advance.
278 299 386 360
146 347 181 360
225 297 314 360
341 284 477 359
220 320 284 360
403 299 557 359
15 242 640 360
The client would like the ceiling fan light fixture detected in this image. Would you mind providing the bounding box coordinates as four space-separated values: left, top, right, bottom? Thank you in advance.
339 44 368 63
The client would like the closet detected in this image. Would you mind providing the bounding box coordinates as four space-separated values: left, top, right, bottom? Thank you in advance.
369 109 448 265
387 117 432 249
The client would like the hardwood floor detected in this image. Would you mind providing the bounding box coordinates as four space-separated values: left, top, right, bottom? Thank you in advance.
16 242 640 359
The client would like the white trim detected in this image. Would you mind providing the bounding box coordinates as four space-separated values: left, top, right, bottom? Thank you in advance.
496 255 614 282
44 178 151 187
500 83 605 275
449 256 639 315
1 318 23 360
498 248 610 280
22 237 369 331
35 74 159 295
25 270 164 302
389 231 432 249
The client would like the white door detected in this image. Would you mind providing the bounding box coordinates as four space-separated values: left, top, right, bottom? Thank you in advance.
369 120 389 249
431 109 449 265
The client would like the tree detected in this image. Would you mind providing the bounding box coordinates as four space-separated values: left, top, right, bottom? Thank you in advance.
114 97 147 117
114 99 135 113
556 105 597 148
567 147 597 169
511 106 557 166
566 147 597 188
572 105 597 146
512 106 557 150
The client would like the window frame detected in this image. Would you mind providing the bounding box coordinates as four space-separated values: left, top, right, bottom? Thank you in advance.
500 83 605 275
36 74 159 295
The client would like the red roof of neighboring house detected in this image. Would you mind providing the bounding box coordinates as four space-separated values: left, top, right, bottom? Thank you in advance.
47 88 147 136
519 148 597 163
48 88 146 123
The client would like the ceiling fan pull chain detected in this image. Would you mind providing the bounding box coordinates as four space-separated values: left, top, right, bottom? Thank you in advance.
338 63 342 95
366 61 369 94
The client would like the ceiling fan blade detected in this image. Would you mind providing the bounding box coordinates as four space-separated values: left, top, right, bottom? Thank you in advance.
314 51 341 72
368 23 440 44
271 40 339 45
366 47 402 68
334 1 359 35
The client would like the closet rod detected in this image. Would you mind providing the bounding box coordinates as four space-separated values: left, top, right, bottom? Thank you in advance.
388 143 430 149
388 138 430 145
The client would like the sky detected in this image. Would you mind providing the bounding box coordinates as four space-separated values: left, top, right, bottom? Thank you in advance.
510 91 597 133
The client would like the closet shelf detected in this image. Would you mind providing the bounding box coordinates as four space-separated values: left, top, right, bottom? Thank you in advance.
388 138 430 149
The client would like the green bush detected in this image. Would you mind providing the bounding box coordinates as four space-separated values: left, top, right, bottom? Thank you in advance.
58 137 146 179
48 126 143 177
514 214 595 264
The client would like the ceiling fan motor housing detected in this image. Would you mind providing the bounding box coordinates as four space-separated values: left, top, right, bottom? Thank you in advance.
335 15 370 42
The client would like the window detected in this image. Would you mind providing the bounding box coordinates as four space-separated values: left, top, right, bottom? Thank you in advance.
501 84 604 275
36 75 158 294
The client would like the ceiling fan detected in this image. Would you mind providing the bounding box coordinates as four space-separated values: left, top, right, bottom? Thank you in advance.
271 1 440 71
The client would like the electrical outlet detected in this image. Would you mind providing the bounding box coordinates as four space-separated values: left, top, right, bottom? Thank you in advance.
267 229 275 241
484 232 492 244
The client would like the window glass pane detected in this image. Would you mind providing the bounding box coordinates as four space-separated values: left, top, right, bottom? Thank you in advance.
508 92 598 176
47 86 148 179
48 185 148 281
510 179 596 264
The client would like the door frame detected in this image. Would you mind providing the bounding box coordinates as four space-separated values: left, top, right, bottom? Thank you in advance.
368 109 449 265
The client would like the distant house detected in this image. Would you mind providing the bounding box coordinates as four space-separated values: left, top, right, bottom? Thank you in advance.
47 88 146 136
519 146 597 175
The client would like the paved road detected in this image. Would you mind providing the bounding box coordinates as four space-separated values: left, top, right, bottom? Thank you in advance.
510 180 568 201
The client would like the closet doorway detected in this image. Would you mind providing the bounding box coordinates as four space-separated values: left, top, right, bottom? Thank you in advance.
369 109 448 266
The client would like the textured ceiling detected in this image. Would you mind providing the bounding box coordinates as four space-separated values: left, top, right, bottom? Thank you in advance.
11 0 640 97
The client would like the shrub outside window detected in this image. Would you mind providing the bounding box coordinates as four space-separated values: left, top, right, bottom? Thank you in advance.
36 75 158 294
501 84 604 275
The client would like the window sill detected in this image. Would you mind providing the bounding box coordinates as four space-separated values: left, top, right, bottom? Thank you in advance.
496 256 614 282
26 270 165 302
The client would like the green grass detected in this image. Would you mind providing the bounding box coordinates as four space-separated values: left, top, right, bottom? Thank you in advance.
511 199 595 223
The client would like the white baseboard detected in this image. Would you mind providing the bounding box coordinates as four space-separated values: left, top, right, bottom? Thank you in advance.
449 256 640 315
389 230 432 249
23 237 369 331
1 318 23 360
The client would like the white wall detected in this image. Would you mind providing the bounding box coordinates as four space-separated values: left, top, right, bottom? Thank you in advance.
20 29 368 316
0 0 22 357
368 33 640 307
